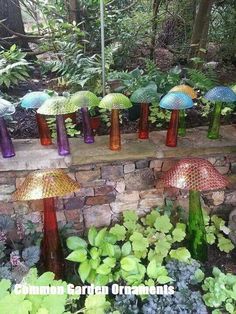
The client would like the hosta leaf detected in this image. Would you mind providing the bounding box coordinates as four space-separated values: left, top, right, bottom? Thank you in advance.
94 274 109 286
96 264 112 276
95 228 107 247
66 236 87 250
79 260 91 282
90 247 100 260
157 275 172 284
88 227 98 246
101 243 115 257
66 248 87 262
103 257 116 268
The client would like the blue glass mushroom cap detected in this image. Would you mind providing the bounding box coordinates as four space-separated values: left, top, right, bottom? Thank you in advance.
160 92 193 110
204 86 236 103
21 91 50 109
0 98 15 117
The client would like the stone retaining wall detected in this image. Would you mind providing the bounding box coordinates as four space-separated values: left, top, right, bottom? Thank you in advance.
1 151 236 235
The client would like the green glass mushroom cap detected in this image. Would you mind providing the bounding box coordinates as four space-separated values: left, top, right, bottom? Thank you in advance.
130 84 159 104
37 96 78 115
0 98 15 117
70 91 100 108
99 93 132 110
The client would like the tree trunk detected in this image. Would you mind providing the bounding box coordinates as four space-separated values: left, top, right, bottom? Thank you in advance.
68 0 79 24
0 0 29 50
188 0 214 62
150 0 162 60
198 1 213 60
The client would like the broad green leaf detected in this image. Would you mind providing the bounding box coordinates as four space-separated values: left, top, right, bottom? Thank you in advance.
195 269 205 283
130 232 149 252
0 279 11 300
218 235 234 253
169 248 191 262
79 260 91 283
88 227 98 246
157 275 172 284
120 256 137 272
154 215 173 233
103 257 116 268
90 258 101 270
85 295 110 314
90 247 100 260
94 274 109 286
66 248 87 262
121 241 132 256
110 224 126 241
101 243 115 257
96 264 112 275
66 236 87 250
172 228 186 242
95 228 107 247
142 210 160 227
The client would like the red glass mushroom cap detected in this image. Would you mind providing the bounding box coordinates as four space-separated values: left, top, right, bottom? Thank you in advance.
163 158 228 191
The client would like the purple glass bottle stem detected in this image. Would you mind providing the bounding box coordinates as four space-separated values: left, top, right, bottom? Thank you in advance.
56 115 70 156
0 117 15 158
81 107 94 144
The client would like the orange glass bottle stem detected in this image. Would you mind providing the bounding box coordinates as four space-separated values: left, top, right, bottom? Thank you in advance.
41 197 64 279
139 103 149 139
36 113 52 146
110 108 121 151
166 110 179 147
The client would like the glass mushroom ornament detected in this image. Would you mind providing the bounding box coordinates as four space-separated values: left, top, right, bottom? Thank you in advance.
21 91 52 146
204 86 236 139
160 92 193 147
169 85 197 137
99 93 132 151
12 169 80 278
163 157 228 261
0 98 16 158
130 84 159 139
69 91 100 144
37 96 79 156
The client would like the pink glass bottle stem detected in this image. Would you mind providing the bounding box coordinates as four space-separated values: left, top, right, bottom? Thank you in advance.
166 110 179 147
56 114 70 156
41 197 64 279
0 117 15 158
36 113 52 146
81 107 94 144
139 103 149 139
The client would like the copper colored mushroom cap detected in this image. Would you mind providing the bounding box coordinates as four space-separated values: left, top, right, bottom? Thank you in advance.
169 85 197 99
163 158 228 191
13 169 80 201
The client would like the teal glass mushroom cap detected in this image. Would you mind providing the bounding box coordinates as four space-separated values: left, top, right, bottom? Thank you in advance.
21 91 50 109
160 92 193 147
160 92 193 110
130 84 159 139
204 86 236 139
70 91 100 144
0 98 15 117
0 98 16 158
21 91 52 146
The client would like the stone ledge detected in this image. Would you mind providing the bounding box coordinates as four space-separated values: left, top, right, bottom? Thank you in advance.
0 125 235 171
